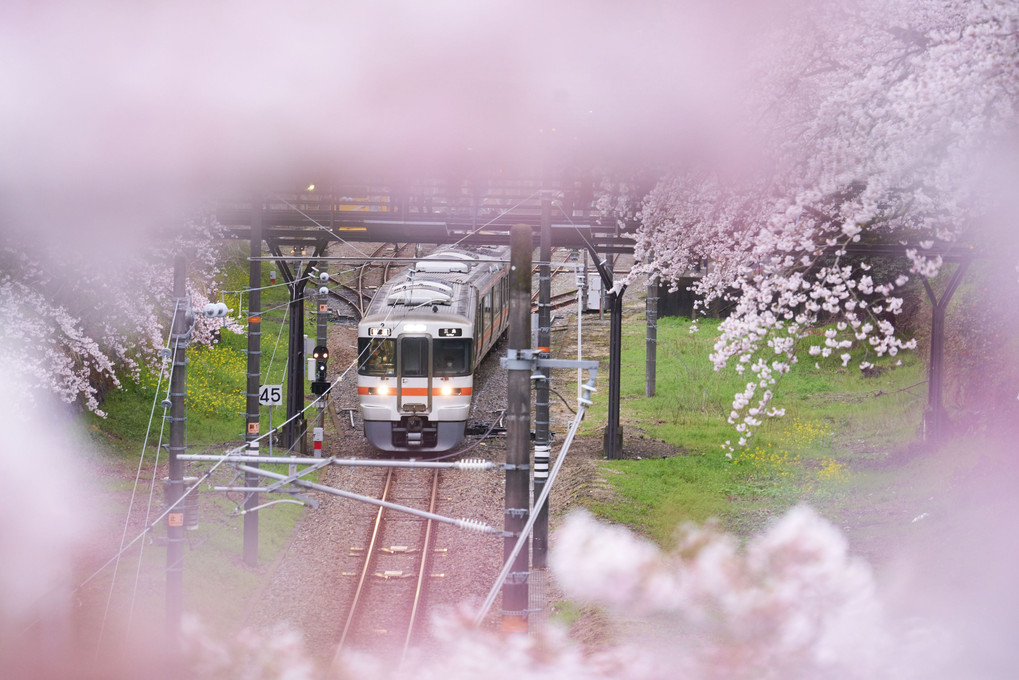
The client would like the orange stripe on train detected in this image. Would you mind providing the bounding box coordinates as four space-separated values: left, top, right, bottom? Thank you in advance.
357 386 473 396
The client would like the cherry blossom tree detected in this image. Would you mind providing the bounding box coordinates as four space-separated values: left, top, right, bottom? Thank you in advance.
630 0 1019 448
0 213 240 416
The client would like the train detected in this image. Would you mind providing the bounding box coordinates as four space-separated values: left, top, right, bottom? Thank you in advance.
356 245 510 453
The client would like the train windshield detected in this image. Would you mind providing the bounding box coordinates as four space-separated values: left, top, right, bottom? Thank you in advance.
357 338 395 376
400 337 429 377
433 338 472 376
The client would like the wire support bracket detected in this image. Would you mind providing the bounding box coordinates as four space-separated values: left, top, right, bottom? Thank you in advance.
501 350 599 376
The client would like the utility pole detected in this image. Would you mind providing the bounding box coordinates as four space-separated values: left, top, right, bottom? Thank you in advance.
533 197 552 569
646 278 658 397
922 259 970 442
503 224 532 633
285 264 307 453
243 200 263 567
166 254 188 640
604 286 625 459
581 246 626 459
267 240 327 454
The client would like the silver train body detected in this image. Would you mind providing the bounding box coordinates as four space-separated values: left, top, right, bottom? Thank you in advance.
357 246 510 453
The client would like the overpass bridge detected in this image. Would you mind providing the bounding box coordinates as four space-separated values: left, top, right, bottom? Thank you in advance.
219 176 637 467
215 178 637 256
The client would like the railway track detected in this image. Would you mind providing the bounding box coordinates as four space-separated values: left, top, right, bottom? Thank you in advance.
531 249 582 313
335 467 443 662
326 242 409 319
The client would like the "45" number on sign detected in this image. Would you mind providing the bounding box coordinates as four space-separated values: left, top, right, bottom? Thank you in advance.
258 384 282 406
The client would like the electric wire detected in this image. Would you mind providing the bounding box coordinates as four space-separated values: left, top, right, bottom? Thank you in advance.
548 387 578 415
270 194 373 258
96 302 178 654
125 349 171 636
448 189 543 250
474 382 594 626
263 301 290 390
251 292 319 317
219 275 314 297
64 389 311 615
554 199 607 268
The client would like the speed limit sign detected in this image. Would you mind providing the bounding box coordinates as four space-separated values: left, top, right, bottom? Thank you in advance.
259 384 282 406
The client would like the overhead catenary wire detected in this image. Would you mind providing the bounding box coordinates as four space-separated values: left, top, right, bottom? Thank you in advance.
218 264 362 299
75 258 377 640
448 189 544 250
474 379 596 626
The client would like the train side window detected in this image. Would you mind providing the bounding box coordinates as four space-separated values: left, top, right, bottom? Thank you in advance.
400 337 429 377
358 338 395 376
474 302 482 363
483 290 493 337
433 339 471 376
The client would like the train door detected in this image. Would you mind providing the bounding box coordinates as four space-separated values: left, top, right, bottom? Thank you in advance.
482 289 493 352
493 279 504 333
474 301 482 369
396 335 432 413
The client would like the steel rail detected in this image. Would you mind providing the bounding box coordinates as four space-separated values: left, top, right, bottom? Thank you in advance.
337 468 394 652
402 469 440 663
356 244 391 316
327 283 368 318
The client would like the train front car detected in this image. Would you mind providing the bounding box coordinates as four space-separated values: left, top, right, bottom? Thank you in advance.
357 247 509 454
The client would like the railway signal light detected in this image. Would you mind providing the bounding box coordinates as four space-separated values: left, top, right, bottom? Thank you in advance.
311 345 330 395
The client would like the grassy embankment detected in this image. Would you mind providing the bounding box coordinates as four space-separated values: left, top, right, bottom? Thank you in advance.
84 243 318 632
575 313 931 546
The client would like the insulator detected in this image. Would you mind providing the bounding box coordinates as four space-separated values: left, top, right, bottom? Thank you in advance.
319 271 330 283
578 397 593 406
455 517 494 533
455 458 494 471
319 286 329 295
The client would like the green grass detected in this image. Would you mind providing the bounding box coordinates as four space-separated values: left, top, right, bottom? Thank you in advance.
587 455 734 545
90 242 325 455
571 314 927 545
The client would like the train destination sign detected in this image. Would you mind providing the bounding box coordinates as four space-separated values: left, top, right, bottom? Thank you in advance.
438 328 462 337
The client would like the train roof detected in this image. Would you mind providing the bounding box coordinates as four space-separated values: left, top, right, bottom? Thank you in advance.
360 245 508 326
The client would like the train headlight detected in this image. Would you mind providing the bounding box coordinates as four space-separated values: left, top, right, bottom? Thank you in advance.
403 323 427 333
438 385 461 396
372 385 391 396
